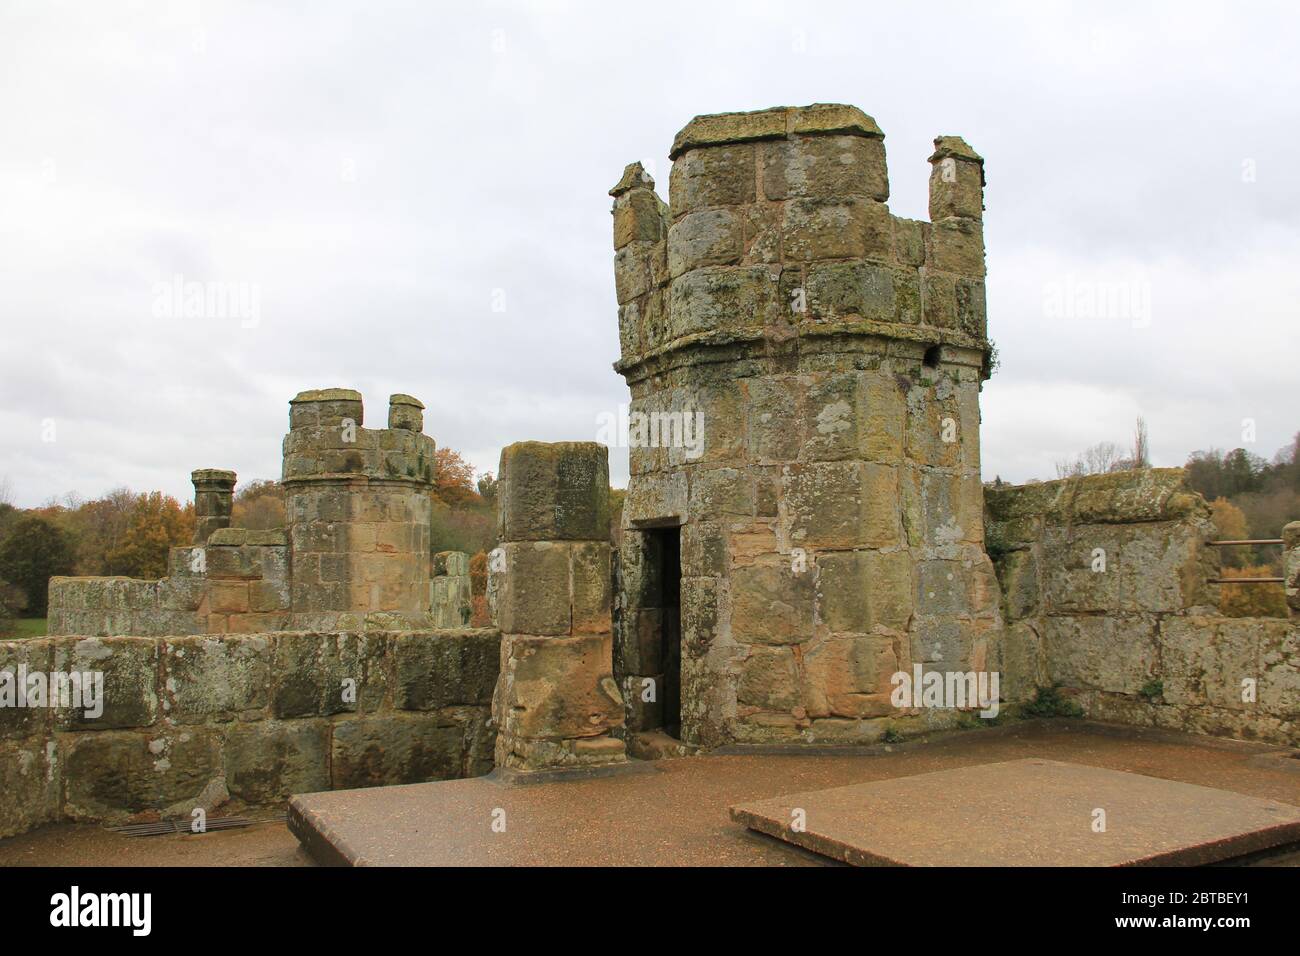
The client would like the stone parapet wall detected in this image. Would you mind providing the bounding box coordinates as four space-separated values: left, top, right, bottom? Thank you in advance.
47 574 203 639
48 532 291 637
986 469 1296 743
0 628 500 839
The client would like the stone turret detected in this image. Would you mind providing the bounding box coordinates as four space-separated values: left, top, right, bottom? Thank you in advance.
282 388 436 629
191 469 237 545
611 104 1001 749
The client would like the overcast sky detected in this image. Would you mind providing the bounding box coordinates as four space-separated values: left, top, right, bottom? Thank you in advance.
2 0 1298 508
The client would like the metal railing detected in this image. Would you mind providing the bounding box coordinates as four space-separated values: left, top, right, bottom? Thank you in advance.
1205 538 1284 584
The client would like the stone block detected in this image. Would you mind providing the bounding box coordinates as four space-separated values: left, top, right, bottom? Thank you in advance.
730 557 814 645
996 549 1039 620
0 638 53 739
498 441 610 542
164 634 271 723
746 376 804 462
61 729 224 822
623 471 688 525
571 542 612 634
781 461 900 550
892 217 927 267
331 713 467 789
816 550 913 633
613 239 657 305
1043 615 1157 695
667 207 743 278
272 631 388 718
668 143 756 218
681 576 719 653
955 277 987 339
737 646 800 711
0 736 59 837
667 265 781 338
392 629 500 709
621 673 664 731
53 637 159 731
496 541 572 636
802 633 901 718
860 376 906 463
782 197 891 262
225 719 330 804
928 217 985 276
803 261 895 323
928 153 984 221
681 520 727 577
613 188 667 249
494 633 624 741
761 134 888 202
799 373 859 462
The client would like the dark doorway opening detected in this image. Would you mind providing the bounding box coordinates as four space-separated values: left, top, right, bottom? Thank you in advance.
647 526 682 738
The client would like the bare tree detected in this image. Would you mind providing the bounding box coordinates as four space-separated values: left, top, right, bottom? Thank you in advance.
1133 416 1150 469
1056 441 1124 478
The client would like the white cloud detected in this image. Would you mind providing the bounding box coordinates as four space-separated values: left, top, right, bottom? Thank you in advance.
1 0 1298 504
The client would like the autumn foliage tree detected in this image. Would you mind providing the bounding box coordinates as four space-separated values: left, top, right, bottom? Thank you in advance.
232 479 286 530
105 492 196 579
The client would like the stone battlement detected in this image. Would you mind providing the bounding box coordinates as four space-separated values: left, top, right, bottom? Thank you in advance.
612 103 988 382
283 389 435 485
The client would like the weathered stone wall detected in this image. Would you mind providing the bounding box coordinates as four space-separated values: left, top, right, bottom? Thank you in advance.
612 104 1002 748
0 628 499 839
986 469 1297 744
48 531 290 637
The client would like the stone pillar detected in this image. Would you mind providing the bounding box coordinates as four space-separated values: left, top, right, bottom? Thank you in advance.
1283 521 1300 619
491 441 626 773
191 469 236 545
389 393 424 432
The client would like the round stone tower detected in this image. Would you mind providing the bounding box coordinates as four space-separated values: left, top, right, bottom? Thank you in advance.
610 104 1003 749
282 388 436 629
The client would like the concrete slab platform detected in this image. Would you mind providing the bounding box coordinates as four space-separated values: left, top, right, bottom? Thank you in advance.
283 723 1300 867
730 758 1300 866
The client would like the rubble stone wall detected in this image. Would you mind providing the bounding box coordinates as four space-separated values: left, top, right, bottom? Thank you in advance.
0 628 500 838
986 469 1298 744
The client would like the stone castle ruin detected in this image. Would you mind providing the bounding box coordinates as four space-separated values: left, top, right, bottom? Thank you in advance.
2 104 1297 838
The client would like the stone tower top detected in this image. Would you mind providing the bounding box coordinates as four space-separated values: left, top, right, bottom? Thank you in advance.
610 102 990 384
669 103 883 159
282 387 435 485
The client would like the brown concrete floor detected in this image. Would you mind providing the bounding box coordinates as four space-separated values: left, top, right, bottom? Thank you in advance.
4 721 1298 867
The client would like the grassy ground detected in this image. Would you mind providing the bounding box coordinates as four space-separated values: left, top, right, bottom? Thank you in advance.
9 617 46 638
